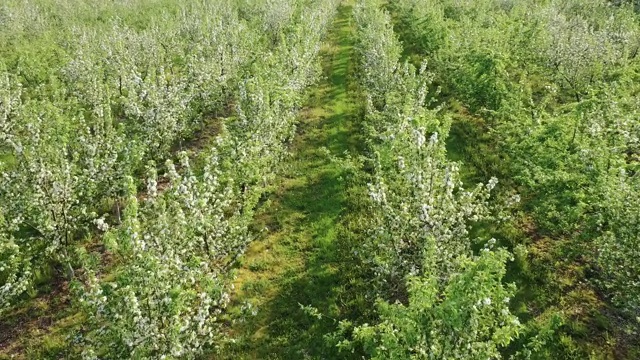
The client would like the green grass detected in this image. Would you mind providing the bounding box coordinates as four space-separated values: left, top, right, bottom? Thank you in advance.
220 3 360 359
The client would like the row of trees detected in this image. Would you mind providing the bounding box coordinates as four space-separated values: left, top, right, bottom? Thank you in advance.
1 0 272 311
389 0 640 356
1 0 340 357
329 1 522 359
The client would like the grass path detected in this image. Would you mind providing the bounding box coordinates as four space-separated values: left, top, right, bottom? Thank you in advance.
222 3 358 359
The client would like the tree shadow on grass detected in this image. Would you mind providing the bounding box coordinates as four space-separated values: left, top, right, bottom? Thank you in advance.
222 3 364 359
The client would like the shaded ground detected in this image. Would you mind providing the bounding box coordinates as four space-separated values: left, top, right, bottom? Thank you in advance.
220 3 359 359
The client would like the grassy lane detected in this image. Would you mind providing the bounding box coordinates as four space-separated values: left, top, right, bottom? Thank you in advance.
221 3 359 359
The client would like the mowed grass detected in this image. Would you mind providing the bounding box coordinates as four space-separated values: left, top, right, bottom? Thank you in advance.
220 3 360 359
